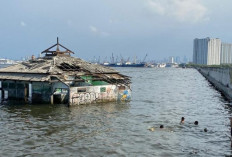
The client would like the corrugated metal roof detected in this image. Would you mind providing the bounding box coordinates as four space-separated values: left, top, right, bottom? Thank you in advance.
0 73 49 82
0 56 118 74
0 56 131 85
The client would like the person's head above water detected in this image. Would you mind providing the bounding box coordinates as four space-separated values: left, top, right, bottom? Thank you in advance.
204 128 208 132
181 117 185 121
160 125 164 129
194 121 198 125
180 117 185 124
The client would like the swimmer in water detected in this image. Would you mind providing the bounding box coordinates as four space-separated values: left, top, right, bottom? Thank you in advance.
148 127 155 132
180 117 185 124
194 121 198 125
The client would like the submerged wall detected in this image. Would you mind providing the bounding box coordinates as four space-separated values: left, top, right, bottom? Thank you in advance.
198 67 232 101
69 85 131 106
0 80 52 103
0 79 131 105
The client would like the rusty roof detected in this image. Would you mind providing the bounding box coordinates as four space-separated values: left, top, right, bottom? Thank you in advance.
0 56 118 74
0 56 131 85
0 38 131 85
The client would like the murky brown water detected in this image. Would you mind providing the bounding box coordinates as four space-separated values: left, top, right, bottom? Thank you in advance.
0 68 232 156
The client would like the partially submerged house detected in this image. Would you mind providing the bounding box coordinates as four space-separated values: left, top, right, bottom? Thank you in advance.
0 38 131 105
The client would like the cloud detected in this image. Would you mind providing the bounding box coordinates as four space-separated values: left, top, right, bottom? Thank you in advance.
67 20 72 26
147 0 166 15
109 19 119 24
89 25 109 36
20 21 27 27
146 0 208 23
89 25 98 33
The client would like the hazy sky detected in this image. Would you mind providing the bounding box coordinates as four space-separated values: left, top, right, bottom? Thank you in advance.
0 0 232 61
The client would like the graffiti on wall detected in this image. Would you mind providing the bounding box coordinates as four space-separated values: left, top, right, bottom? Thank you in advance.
119 90 131 101
71 90 117 104
69 85 128 105
71 92 99 104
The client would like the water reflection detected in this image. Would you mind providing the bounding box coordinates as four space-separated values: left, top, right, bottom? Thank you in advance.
0 102 130 156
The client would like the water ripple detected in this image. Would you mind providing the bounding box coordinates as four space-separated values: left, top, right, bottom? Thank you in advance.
0 68 232 156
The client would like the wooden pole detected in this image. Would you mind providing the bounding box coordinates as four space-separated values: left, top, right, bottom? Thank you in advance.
24 86 28 102
51 95 54 105
0 81 2 102
230 117 232 147
56 37 59 52
29 83 32 103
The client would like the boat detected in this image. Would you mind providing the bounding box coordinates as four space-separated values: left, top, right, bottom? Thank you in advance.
166 63 179 68
101 54 147 67
121 63 146 67
103 62 146 67
158 63 166 68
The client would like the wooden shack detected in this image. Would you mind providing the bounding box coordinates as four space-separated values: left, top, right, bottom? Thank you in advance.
0 38 131 105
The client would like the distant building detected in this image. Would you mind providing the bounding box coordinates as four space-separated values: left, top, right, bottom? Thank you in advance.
175 56 180 64
193 37 221 65
169 57 174 63
221 43 232 64
183 56 188 63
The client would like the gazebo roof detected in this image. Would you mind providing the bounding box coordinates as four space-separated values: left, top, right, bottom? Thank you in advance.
41 37 75 57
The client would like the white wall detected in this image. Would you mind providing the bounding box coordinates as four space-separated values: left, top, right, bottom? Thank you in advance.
69 85 131 105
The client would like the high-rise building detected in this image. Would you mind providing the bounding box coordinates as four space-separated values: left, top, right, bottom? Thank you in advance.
169 57 174 63
175 56 180 64
183 56 188 63
193 38 221 65
221 43 232 64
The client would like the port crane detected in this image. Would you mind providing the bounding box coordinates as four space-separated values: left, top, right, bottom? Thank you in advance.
141 54 148 63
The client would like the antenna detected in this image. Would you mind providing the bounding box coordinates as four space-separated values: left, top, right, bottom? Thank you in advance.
56 37 60 51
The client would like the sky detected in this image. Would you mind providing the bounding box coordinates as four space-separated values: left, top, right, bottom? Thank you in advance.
0 0 232 62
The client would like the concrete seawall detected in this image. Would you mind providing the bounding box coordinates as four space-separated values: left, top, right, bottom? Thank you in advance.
198 67 232 101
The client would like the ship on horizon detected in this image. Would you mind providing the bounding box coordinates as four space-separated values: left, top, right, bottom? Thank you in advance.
103 62 146 67
101 54 147 67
